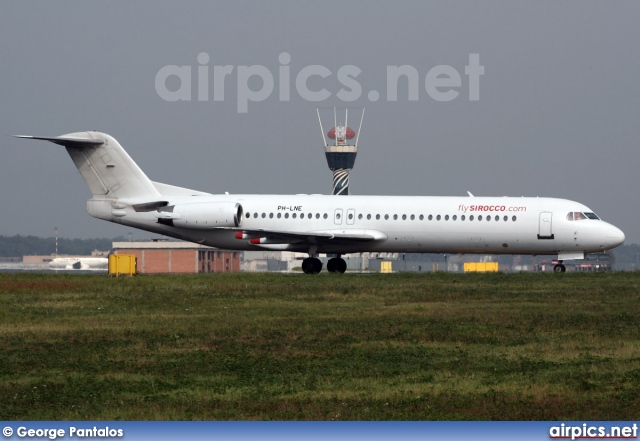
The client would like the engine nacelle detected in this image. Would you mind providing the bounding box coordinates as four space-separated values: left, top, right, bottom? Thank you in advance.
166 201 243 229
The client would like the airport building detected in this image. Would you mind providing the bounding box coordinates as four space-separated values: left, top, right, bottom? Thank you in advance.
240 251 381 272
112 240 240 274
22 249 109 264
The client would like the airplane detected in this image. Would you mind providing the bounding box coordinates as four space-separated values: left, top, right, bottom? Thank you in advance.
15 131 625 274
49 256 108 270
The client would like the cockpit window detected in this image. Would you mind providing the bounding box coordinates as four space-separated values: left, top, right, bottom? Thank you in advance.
567 211 600 221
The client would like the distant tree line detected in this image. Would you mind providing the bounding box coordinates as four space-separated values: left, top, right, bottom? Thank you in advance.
0 235 126 257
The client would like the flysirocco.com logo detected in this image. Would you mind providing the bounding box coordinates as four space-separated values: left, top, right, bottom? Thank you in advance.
155 52 484 113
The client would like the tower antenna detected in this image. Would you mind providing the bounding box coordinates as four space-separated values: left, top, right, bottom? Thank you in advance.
317 106 365 195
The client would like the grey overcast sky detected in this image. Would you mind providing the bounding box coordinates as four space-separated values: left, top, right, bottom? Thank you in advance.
1 1 639 243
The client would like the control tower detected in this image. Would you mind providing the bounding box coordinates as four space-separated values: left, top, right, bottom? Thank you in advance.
317 107 365 195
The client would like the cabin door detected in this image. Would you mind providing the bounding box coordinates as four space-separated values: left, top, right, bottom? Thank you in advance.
538 212 554 239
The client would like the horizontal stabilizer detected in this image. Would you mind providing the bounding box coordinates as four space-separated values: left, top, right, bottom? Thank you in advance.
132 201 170 212
14 135 105 148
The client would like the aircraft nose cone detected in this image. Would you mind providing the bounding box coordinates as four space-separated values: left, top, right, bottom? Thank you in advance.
607 226 625 248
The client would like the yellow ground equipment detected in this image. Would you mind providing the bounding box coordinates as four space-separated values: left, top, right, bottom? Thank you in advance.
463 262 499 272
108 254 137 277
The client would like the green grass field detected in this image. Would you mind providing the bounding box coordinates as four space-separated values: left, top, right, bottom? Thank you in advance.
1 271 639 420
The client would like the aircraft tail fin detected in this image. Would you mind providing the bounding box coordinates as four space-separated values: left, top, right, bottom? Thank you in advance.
15 132 162 200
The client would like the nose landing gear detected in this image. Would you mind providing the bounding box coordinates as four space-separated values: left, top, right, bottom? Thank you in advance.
553 261 567 272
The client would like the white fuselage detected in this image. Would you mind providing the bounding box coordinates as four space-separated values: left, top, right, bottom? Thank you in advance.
49 257 109 270
93 193 625 257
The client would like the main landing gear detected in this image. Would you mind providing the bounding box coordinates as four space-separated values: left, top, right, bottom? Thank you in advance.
301 257 323 274
327 257 347 274
301 255 347 274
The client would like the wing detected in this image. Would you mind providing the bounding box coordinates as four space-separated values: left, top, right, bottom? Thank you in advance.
231 228 388 246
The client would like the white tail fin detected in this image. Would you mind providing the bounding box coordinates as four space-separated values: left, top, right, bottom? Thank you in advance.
15 132 161 200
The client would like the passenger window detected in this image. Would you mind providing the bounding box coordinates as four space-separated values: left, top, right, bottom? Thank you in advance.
277 213 282 219
428 215 433 221
300 213 305 219
254 213 258 218
410 214 415 220
367 214 371 220
384 214 389 220
402 214 407 220
262 213 266 218
512 215 517 221
452 215 457 221
285 213 289 219
503 215 508 222
323 213 328 219
358 214 363 220
495 215 499 221
478 215 482 221
419 215 424 220
269 213 273 218
348 213 353 220
461 215 466 221
376 214 380 220
292 213 297 219
445 215 449 221
470 215 474 221
316 213 320 219
436 215 441 221
246 212 251 218
393 214 398 220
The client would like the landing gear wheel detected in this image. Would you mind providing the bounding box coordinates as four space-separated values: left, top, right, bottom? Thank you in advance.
553 264 566 273
327 257 347 274
302 257 323 274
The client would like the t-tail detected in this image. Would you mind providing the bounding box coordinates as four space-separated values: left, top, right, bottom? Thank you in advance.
14 131 210 223
15 132 160 199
